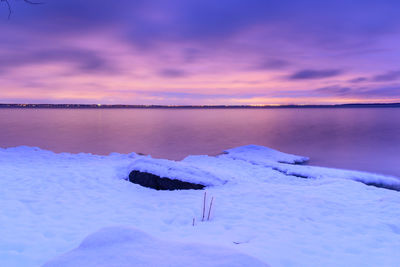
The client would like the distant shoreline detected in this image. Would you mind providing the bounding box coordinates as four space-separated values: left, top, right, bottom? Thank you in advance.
0 103 400 109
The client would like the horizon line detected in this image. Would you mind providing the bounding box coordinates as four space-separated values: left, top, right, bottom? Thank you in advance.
1 103 400 109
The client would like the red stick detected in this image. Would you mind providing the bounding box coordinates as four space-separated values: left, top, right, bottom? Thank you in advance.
207 197 214 221
202 191 206 221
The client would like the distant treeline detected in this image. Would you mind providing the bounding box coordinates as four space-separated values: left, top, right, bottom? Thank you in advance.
0 103 399 109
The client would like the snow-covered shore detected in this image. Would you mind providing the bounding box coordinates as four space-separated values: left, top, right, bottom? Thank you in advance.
1 145 400 267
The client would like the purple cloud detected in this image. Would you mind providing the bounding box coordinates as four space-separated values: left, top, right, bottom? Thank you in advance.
0 47 116 75
138 90 264 100
158 69 188 78
349 77 368 83
372 71 400 82
276 85 400 99
288 69 343 80
252 59 290 70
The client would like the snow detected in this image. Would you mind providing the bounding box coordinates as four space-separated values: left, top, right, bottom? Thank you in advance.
127 157 227 186
43 226 267 267
221 145 400 190
1 145 400 267
223 144 309 164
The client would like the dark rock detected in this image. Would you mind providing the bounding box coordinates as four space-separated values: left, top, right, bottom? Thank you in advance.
128 170 205 190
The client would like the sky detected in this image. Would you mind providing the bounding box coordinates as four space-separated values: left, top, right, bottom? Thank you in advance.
1 0 400 105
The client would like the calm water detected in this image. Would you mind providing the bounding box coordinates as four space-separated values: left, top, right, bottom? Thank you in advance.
1 108 399 177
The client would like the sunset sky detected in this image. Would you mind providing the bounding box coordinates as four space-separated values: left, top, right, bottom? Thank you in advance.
1 0 400 105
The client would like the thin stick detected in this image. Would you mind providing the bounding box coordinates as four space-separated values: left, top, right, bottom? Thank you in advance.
192 217 195 226
207 197 214 221
202 191 206 221
2 0 12 20
2 0 43 20
23 0 44 4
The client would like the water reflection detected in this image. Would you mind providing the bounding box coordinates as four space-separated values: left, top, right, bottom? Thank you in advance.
1 108 399 177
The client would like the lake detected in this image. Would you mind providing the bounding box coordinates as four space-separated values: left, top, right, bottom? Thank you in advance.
1 108 399 177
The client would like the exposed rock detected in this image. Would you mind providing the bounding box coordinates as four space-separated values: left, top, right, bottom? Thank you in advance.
128 170 205 190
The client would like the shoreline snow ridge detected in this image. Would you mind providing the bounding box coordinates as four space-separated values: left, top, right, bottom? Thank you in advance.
1 145 400 266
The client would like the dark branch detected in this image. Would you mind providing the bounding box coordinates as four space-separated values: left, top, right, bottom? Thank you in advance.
1 0 12 20
23 0 43 4
2 0 43 19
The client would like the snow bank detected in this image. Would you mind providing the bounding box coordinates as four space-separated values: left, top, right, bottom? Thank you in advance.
125 145 399 191
44 227 267 267
1 145 400 267
220 145 400 191
267 163 400 191
223 144 309 164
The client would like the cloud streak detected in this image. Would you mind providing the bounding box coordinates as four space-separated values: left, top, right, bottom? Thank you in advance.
158 69 188 78
372 71 400 82
0 47 117 75
288 69 343 80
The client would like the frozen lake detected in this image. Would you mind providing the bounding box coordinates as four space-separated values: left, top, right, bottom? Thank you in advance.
1 107 399 177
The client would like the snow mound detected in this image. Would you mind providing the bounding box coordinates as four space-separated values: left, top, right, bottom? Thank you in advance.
270 163 400 191
128 157 227 186
43 227 268 267
223 145 309 164
218 145 400 191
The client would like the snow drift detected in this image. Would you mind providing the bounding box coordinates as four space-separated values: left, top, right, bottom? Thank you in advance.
126 145 400 191
223 144 309 164
220 145 400 191
43 227 268 267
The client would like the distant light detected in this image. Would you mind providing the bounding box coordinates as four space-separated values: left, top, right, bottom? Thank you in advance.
97 104 101 107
